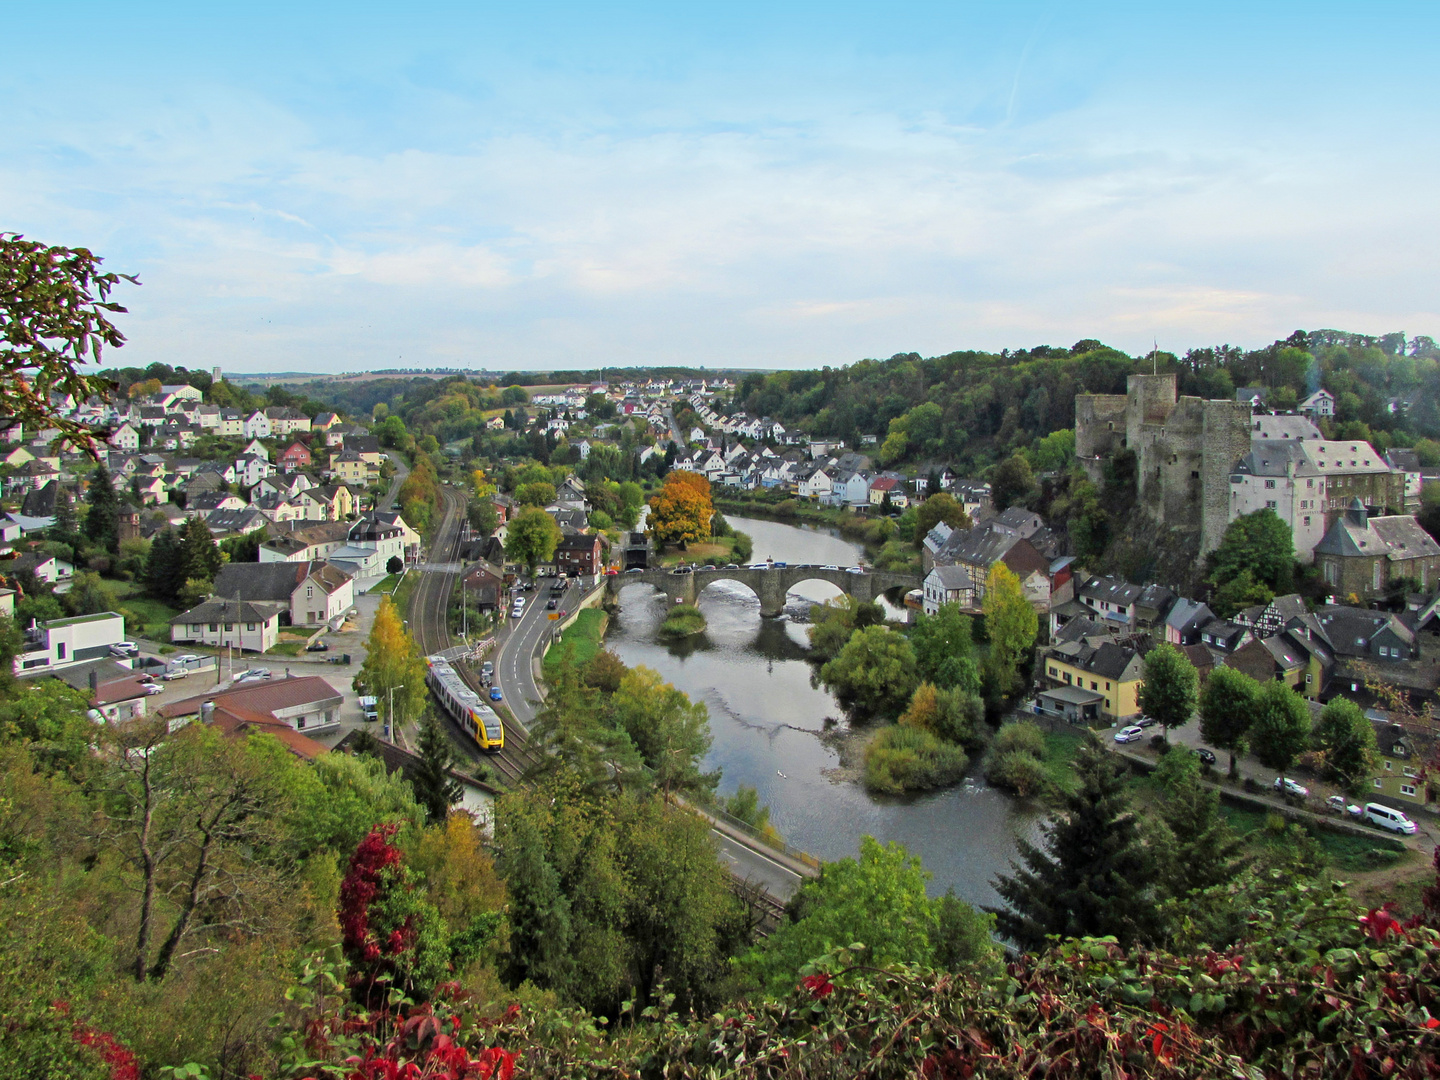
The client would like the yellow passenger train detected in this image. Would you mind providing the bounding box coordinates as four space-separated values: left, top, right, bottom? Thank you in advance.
425 655 505 752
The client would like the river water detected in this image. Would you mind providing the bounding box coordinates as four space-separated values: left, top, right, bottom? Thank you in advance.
605 514 1044 910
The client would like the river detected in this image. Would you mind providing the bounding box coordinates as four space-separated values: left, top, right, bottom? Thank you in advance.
605 514 1044 911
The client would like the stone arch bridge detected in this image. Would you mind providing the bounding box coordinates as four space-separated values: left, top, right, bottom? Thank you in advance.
606 564 922 618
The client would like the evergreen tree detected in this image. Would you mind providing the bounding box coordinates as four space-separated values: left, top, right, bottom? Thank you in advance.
179 515 222 587
411 713 462 824
144 527 185 604
85 463 120 553
1156 772 1247 899
990 736 1159 951
49 485 77 545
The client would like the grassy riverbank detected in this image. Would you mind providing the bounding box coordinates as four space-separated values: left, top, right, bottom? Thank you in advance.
713 491 884 543
542 608 608 678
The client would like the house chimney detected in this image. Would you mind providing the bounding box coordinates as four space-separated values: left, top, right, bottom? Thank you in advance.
89 670 98 693
201 700 215 725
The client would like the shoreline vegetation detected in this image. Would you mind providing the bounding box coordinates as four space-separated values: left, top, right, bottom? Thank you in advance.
659 602 707 638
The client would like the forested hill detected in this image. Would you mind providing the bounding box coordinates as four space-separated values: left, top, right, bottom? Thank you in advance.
730 329 1440 475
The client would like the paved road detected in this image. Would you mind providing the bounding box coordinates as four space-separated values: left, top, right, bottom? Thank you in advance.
661 406 686 446
379 452 409 511
492 579 809 901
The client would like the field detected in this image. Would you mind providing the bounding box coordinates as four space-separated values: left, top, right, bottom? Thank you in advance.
543 609 608 678
111 585 179 641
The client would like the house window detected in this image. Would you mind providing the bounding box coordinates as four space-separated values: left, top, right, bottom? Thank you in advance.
1091 681 1098 690
1105 682 1111 690
209 623 218 632
56 642 66 660
1385 760 1393 771
1048 666 1058 677
1402 785 1417 797
225 622 235 631
1404 767 1417 778
246 622 257 631
1264 479 1276 489
1303 516 1311 527
1375 779 1383 788
1063 672 1072 684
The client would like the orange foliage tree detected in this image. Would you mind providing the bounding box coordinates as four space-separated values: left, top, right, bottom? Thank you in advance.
647 471 712 550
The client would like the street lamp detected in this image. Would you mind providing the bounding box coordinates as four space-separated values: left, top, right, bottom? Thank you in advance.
386 684 405 741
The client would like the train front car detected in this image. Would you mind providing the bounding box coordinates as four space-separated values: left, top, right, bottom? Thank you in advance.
424 654 505 753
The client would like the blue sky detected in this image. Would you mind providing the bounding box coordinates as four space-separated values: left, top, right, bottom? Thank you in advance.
3 2 1436 374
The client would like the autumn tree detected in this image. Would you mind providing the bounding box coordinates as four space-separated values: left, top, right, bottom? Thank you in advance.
982 563 1038 706
647 471 713 549
514 480 556 507
354 595 427 732
505 505 562 576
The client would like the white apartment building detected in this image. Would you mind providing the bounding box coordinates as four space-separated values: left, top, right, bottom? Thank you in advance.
14 611 127 674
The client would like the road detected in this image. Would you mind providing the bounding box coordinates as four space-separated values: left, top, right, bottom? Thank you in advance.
379 452 409 511
661 405 686 446
491 576 810 901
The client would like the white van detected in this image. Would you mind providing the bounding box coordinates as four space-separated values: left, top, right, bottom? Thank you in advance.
1364 803 1418 835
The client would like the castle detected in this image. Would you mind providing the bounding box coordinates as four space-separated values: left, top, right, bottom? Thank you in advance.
1075 374 1252 554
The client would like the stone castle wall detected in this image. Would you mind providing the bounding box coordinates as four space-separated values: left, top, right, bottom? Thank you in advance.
1075 374 1250 554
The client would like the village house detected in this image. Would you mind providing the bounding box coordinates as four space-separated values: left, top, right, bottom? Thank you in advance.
169 598 284 652
212 560 355 626
1314 501 1440 600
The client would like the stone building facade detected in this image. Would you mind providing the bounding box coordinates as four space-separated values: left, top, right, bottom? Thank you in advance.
1075 374 1252 554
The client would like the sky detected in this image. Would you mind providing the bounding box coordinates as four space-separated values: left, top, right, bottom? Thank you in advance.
3 2 1437 375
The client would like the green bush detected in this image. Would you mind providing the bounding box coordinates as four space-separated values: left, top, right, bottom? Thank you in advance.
659 604 707 638
863 724 969 795
991 720 1045 759
984 748 1049 797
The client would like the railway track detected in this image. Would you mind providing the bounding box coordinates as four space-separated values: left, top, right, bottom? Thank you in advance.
404 485 542 785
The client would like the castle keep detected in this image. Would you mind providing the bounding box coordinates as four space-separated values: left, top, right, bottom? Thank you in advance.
1075 374 1252 554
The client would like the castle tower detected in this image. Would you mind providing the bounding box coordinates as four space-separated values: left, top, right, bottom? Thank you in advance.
212 366 223 385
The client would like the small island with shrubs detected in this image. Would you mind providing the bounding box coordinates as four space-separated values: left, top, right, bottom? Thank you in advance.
660 602 707 638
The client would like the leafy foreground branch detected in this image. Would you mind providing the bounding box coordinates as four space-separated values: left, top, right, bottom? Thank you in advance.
69 844 1440 1080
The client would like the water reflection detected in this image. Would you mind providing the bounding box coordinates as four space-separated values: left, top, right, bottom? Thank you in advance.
606 515 1044 909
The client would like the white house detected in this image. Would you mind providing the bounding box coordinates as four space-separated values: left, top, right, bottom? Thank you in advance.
213 561 355 627
169 598 284 653
1300 389 1336 418
14 611 126 674
243 411 272 440
922 565 975 615
108 422 140 451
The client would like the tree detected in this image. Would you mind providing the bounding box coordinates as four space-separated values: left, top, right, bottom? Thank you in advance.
411 713 463 824
982 563 1038 704
467 497 499 537
49 485 77 545
913 493 971 549
990 736 1159 951
505 505 562 576
1198 665 1259 778
990 454 1035 512
1310 697 1380 794
1249 679 1312 774
386 555 403 575
95 722 301 981
354 595 427 733
62 570 118 617
741 836 993 995
1138 643 1198 736
143 527 185 604
514 480 556 507
1 233 137 452
647 471 713 549
84 463 119 554
609 666 718 797
909 603 981 693
178 514 222 590
1206 509 1295 614
818 625 919 720
1154 769 1247 900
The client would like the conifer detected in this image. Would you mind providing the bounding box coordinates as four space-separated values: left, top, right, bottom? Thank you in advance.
990 735 1159 950
412 713 462 824
85 463 119 553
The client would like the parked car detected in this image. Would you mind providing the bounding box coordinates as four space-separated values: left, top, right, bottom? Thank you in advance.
109 641 139 657
820 564 841 571
1327 795 1363 817
306 641 330 652
724 563 739 569
670 564 694 574
1274 777 1310 798
1193 748 1217 766
359 696 379 722
1135 715 1157 728
846 566 865 575
489 687 503 702
174 654 202 665
1365 802 1418 834
1114 725 1144 744
143 683 164 696
163 668 190 681
625 567 644 573
604 567 619 575
481 661 494 677
771 561 788 568
747 563 770 570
